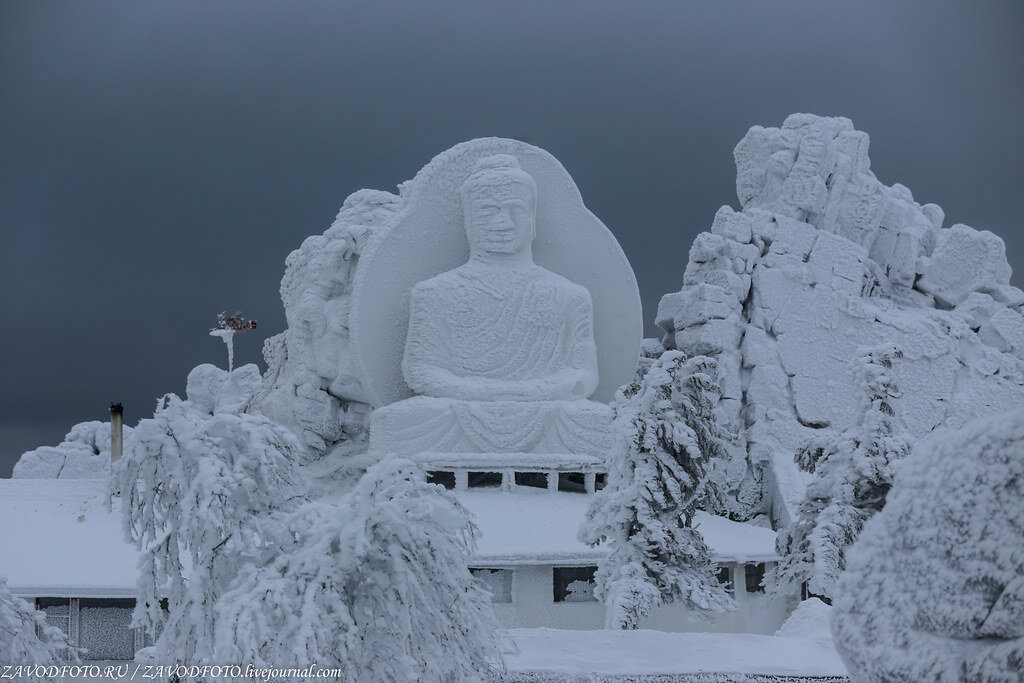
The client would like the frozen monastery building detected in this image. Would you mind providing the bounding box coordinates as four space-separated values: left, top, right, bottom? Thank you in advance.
4 115 1022 676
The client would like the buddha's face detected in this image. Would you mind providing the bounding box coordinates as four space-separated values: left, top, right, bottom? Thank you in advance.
465 180 535 255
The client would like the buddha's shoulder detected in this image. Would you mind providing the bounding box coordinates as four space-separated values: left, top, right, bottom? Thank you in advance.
408 269 466 304
527 266 591 302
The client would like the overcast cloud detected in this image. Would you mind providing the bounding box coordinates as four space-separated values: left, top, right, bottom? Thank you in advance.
1 0 1022 475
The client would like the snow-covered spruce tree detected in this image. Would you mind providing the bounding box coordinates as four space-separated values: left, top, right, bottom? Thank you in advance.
215 457 503 681
0 577 76 671
112 391 306 669
769 344 911 600
832 407 1024 681
580 350 733 629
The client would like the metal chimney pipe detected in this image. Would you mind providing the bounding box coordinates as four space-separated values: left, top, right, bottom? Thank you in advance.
110 403 123 464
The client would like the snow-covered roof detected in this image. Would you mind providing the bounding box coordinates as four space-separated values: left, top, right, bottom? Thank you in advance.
458 489 779 566
0 479 137 597
0 480 778 597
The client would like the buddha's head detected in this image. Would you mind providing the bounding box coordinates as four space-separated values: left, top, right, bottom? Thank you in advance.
461 155 537 257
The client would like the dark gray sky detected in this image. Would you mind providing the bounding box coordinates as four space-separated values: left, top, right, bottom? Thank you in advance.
2 0 1022 476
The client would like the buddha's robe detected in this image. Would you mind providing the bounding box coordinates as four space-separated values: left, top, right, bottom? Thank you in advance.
370 262 614 456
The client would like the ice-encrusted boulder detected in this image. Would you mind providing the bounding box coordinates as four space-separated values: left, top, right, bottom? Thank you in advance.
831 408 1024 681
657 114 1024 521
252 189 400 456
12 420 133 479
186 363 261 415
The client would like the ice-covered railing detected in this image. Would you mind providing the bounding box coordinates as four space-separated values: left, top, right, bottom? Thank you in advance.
412 452 608 494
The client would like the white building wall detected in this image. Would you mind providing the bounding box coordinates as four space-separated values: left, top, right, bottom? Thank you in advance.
488 562 792 634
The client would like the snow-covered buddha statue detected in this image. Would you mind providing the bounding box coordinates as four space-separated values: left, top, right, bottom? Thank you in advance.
369 155 614 455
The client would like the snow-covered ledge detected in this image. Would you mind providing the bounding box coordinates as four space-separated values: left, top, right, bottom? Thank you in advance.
409 451 605 470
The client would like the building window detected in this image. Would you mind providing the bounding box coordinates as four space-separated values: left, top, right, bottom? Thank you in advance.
37 598 71 657
426 471 456 489
745 563 766 593
553 566 598 602
467 471 502 488
470 568 513 603
37 597 141 661
594 473 608 490
514 471 547 489
557 472 586 493
716 565 733 592
79 599 135 661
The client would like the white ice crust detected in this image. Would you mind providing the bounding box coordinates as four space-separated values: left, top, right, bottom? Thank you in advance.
657 114 1024 521
350 139 642 408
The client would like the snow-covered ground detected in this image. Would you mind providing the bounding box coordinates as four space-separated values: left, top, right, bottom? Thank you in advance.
56 627 846 682
502 623 846 679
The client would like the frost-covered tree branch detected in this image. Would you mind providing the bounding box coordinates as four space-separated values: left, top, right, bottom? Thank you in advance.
215 457 504 681
580 350 733 629
769 344 911 599
111 384 305 670
0 577 77 673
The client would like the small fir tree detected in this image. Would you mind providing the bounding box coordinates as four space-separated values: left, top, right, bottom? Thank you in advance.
215 457 503 681
0 577 77 672
580 350 733 629
769 343 911 600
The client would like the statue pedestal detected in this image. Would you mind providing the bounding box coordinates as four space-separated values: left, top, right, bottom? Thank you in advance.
370 397 614 456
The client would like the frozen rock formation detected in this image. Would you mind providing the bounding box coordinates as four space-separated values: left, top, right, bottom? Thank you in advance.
657 114 1024 521
186 363 261 415
831 408 1024 681
252 189 400 455
370 154 615 456
13 420 133 479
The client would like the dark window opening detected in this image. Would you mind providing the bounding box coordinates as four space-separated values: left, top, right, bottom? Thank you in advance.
470 568 513 603
514 471 547 489
745 563 766 593
716 566 733 592
37 597 70 611
594 473 608 490
427 471 456 489
557 472 586 493
467 471 502 488
553 566 598 602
